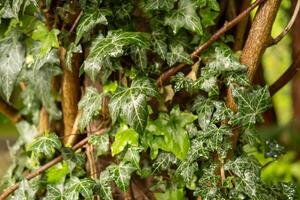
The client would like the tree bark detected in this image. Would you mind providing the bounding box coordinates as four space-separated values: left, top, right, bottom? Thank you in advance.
292 0 300 129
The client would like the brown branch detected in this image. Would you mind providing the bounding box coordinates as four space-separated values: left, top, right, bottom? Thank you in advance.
241 0 282 82
269 0 300 45
269 52 300 96
156 0 265 86
38 107 49 134
59 47 81 145
0 128 107 200
0 99 22 123
69 11 83 34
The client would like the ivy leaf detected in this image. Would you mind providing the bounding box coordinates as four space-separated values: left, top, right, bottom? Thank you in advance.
0 0 25 19
141 0 176 12
64 177 95 200
0 37 25 101
176 161 198 186
171 72 194 92
65 43 82 70
45 184 64 200
32 22 60 56
78 87 103 131
97 170 113 200
192 96 214 130
123 146 143 172
109 77 158 134
108 162 136 191
75 8 111 44
61 147 86 173
145 106 197 160
152 32 168 60
46 162 69 184
166 44 193 66
88 134 110 157
12 179 38 200
153 152 178 173
111 124 139 156
186 137 209 162
84 31 150 80
198 0 220 11
27 132 62 159
165 0 203 35
231 86 272 127
130 47 147 71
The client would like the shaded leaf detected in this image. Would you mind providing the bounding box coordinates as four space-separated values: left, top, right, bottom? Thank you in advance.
166 44 193 66
64 177 95 200
88 134 110 156
108 162 136 191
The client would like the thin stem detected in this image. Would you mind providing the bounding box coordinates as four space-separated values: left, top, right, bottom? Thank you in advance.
0 128 107 200
269 0 300 45
156 0 265 86
69 11 83 33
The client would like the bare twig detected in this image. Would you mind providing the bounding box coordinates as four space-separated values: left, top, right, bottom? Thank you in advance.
0 128 107 200
69 11 83 33
269 0 300 45
269 52 300 96
0 99 22 123
156 0 265 86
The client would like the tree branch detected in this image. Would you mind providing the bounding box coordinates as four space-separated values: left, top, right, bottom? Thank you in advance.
269 51 300 96
0 128 107 200
156 0 265 86
0 99 22 123
269 0 300 45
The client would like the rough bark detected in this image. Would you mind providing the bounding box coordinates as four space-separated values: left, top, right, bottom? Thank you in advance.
240 0 282 82
59 47 81 144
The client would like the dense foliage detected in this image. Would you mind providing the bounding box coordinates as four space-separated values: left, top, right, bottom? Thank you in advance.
0 0 297 199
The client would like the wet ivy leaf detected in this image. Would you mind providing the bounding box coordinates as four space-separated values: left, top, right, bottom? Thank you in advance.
111 124 139 156
109 77 158 134
78 87 103 131
186 137 209 162
165 0 203 35
27 132 62 159
64 177 95 200
65 43 82 71
152 32 168 60
176 161 198 186
0 37 25 101
130 47 147 71
88 134 110 157
153 152 178 173
97 170 113 200
75 8 111 44
32 22 60 56
231 86 272 127
108 162 136 191
12 179 38 200
171 72 193 93
123 146 143 171
84 31 150 80
145 106 197 160
166 44 193 66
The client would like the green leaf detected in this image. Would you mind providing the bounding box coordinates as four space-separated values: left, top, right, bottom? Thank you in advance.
171 72 194 93
153 152 178 173
64 177 95 200
32 22 60 56
145 106 197 160
12 179 38 200
65 43 82 70
154 188 186 200
45 184 64 200
15 121 39 145
27 132 62 159
231 86 272 127
186 137 209 162
192 96 214 130
165 0 203 35
84 31 150 80
198 0 220 11
78 87 103 131
152 32 168 60
0 37 25 101
108 161 136 191
176 161 198 186
75 8 111 44
166 44 193 66
0 0 24 19
109 77 158 133
123 146 143 171
111 124 139 156
141 0 176 12
46 162 69 184
130 46 147 71
88 134 110 156
97 170 113 200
